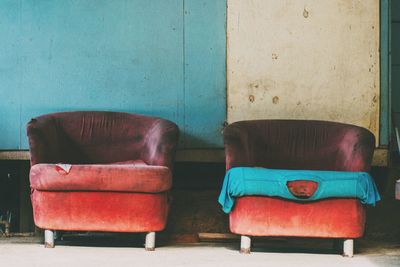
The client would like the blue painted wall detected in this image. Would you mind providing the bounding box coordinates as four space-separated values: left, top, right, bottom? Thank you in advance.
0 0 226 150
184 0 226 147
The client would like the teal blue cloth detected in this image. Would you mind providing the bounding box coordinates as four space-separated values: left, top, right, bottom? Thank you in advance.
218 167 380 213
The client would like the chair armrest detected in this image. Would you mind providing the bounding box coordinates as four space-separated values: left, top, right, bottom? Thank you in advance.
336 127 375 172
26 118 60 165
142 119 179 170
224 123 253 170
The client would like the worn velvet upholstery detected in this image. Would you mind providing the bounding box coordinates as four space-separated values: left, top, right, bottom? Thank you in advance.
27 111 179 233
30 164 172 193
31 191 170 232
224 120 375 238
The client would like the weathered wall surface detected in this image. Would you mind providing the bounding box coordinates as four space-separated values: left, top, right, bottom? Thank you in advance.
0 0 226 150
227 0 380 139
393 0 400 127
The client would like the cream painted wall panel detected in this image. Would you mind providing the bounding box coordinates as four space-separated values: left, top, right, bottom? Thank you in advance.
227 0 380 139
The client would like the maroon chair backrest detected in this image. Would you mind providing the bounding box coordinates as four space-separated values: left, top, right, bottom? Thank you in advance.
224 120 375 172
27 111 179 168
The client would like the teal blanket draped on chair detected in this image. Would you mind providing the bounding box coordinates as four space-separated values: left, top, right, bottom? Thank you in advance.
218 167 380 213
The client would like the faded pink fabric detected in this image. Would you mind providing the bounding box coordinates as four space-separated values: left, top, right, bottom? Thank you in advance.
30 163 172 193
230 197 366 238
27 111 179 233
27 111 179 168
224 120 375 238
31 191 170 232
224 120 375 171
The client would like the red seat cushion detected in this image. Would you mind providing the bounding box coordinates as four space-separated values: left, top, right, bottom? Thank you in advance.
230 196 365 238
30 161 171 193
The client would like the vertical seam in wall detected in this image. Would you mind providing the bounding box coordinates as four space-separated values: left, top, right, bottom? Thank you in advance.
379 0 389 146
386 0 391 144
183 0 186 147
388 0 392 139
379 0 383 146
225 0 228 125
18 0 23 149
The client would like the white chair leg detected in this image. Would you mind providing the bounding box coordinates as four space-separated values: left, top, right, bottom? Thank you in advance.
343 239 354 257
44 230 55 248
240 235 251 254
145 232 156 251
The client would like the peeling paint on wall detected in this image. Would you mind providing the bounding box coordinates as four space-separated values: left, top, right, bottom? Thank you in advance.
227 0 380 140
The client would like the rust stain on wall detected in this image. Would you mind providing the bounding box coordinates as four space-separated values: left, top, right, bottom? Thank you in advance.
249 95 255 102
303 8 309 18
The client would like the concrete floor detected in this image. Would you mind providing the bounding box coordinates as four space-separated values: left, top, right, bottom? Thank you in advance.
0 242 399 267
1 236 400 267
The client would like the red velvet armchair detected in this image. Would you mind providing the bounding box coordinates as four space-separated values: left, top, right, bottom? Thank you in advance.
27 111 179 250
224 120 375 256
